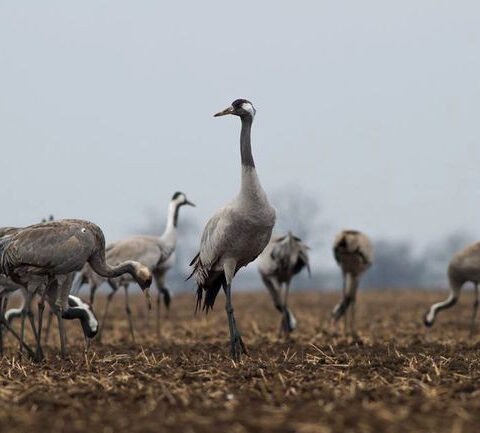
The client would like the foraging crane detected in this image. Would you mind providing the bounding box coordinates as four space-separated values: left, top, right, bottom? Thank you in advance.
189 99 276 360
424 241 480 337
76 192 194 340
1 217 82 352
0 219 152 358
96 238 170 342
258 232 310 336
331 230 373 333
1 274 96 359
5 286 98 350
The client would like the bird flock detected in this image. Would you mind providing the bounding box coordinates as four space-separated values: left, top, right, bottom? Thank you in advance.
0 98 477 362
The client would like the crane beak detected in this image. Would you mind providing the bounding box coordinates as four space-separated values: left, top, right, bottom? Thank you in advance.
144 287 152 310
185 200 196 207
214 106 234 117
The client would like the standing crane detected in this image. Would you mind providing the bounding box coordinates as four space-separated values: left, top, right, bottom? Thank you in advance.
75 192 194 341
189 99 276 360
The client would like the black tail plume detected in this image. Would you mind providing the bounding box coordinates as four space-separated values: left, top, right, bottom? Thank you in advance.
195 274 225 314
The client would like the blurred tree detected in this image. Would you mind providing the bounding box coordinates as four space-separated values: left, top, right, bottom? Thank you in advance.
271 185 324 247
362 239 427 289
421 231 473 287
360 231 474 289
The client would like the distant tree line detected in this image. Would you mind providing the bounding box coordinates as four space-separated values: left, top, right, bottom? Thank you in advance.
132 189 475 294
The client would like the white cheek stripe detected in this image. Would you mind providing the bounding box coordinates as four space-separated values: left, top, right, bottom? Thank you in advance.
241 102 255 117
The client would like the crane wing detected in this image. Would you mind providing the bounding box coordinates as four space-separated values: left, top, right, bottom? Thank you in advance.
191 206 236 274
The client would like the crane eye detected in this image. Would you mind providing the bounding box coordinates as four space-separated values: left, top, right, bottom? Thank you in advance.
81 228 87 233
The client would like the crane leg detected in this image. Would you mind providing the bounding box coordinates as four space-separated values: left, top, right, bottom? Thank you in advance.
97 290 116 343
280 282 292 337
223 261 247 361
349 298 356 335
1 296 10 356
124 285 135 343
55 308 67 358
19 292 35 355
343 276 349 334
261 275 285 336
264 278 283 312
225 283 247 361
347 277 359 336
161 287 171 311
0 297 5 356
90 284 98 306
0 315 35 358
19 305 28 355
470 283 479 338
35 290 47 361
27 309 40 351
44 309 54 345
155 288 161 337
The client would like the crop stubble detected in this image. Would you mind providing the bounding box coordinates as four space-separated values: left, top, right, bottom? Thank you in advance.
1 290 480 433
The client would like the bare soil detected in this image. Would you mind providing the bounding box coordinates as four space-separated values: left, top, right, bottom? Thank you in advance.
1 290 480 433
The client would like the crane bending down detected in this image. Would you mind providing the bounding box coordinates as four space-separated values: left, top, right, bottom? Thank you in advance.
331 230 373 334
0 219 152 358
424 241 480 337
75 191 194 340
1 272 98 357
95 235 174 342
189 99 276 360
258 232 310 336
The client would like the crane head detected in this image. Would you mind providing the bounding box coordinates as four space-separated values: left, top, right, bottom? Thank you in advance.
214 99 256 119
172 191 195 207
134 264 153 309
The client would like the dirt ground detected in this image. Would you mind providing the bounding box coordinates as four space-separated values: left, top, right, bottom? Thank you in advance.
1 289 480 433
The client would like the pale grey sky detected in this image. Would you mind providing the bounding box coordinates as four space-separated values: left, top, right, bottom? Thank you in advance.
1 1 479 263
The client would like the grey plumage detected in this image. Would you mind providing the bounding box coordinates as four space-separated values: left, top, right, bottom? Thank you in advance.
150 192 196 330
0 219 151 358
0 220 152 287
189 99 276 360
99 235 175 342
80 192 194 342
331 230 373 333
424 241 480 337
190 207 275 311
258 232 310 335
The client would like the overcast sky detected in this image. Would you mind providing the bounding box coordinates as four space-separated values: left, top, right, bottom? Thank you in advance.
1 1 479 263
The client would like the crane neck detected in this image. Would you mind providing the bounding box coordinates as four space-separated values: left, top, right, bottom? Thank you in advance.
425 292 458 324
89 253 137 281
162 201 179 245
240 116 255 169
240 115 265 199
